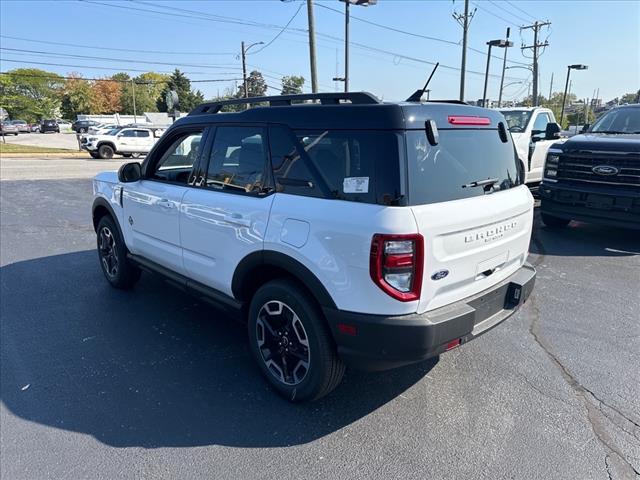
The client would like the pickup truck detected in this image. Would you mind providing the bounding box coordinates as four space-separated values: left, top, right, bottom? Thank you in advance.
82 126 165 159
499 107 563 187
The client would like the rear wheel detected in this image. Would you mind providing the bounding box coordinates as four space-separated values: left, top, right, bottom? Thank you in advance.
79 127 87 133
541 213 571 228
247 279 345 402
96 215 140 289
98 144 114 159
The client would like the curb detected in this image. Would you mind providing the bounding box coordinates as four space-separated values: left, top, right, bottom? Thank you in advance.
0 152 90 158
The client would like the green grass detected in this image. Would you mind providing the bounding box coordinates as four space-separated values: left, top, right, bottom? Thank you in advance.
0 143 76 154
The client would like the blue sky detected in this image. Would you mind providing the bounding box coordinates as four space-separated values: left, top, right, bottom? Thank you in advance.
1 0 638 103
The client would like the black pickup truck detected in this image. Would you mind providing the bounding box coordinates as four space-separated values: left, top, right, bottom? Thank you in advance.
540 104 640 230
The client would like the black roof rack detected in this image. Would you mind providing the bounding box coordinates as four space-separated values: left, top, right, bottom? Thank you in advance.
189 91 381 115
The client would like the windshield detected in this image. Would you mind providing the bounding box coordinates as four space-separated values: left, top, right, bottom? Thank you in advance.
500 110 533 133
406 129 521 205
590 107 640 134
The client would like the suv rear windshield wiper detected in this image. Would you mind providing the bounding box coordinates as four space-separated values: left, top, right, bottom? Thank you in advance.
462 178 499 190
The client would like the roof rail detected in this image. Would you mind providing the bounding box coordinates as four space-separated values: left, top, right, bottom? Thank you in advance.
189 92 381 115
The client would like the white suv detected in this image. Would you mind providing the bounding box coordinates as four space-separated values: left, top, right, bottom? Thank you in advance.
92 92 536 401
83 126 164 159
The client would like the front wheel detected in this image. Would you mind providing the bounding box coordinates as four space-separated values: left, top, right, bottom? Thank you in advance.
247 279 345 402
541 213 571 228
89 151 100 159
96 216 141 289
98 144 114 159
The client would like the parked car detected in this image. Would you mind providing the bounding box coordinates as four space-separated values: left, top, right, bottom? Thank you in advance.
56 120 72 132
540 103 640 229
92 92 536 402
10 120 30 133
499 107 563 188
40 119 60 133
83 126 164 159
30 123 40 132
1 121 19 135
72 119 100 133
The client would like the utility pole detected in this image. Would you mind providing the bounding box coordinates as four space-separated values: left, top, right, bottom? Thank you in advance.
131 79 137 123
521 21 551 106
453 0 475 102
306 0 319 93
241 41 248 100
548 72 554 102
344 0 350 92
498 27 511 108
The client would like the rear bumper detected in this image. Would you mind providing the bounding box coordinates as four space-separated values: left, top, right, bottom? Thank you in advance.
540 182 640 229
324 263 536 371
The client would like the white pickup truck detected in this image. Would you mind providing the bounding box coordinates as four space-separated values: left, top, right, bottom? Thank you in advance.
499 107 564 186
82 126 165 159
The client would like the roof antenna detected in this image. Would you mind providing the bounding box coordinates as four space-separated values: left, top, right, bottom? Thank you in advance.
406 63 439 102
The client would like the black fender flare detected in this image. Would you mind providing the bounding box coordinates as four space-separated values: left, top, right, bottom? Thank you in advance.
232 250 337 309
92 197 124 240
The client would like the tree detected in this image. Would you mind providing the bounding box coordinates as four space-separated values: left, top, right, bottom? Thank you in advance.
61 74 94 120
157 69 204 113
238 70 267 98
281 75 305 95
0 68 63 121
620 91 640 105
91 79 122 114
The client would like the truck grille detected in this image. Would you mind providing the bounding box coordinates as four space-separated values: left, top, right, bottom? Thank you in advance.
557 153 640 188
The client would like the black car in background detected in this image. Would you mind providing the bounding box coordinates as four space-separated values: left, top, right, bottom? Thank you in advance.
40 119 60 133
72 119 99 133
540 104 640 230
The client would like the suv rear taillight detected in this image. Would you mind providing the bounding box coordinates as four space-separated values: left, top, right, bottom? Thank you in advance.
370 234 424 302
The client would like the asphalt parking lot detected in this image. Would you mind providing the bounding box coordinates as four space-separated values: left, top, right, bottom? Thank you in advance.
1 157 638 480
2 132 81 150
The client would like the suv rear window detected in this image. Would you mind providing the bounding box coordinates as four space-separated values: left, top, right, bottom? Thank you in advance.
405 129 520 205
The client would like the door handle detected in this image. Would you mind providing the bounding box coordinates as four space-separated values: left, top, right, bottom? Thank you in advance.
223 213 251 227
156 199 174 209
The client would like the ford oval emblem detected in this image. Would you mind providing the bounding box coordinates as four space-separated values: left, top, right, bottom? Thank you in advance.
592 165 619 176
431 270 449 281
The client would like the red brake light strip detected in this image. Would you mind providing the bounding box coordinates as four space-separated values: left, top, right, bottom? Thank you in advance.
448 116 491 126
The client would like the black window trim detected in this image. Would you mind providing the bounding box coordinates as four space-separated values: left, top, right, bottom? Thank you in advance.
199 122 276 198
141 124 211 186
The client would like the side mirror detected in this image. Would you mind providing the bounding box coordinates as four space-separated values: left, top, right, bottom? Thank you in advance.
545 122 561 140
118 162 141 183
580 124 590 134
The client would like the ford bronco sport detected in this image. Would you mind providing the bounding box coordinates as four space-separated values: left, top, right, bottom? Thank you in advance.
92 92 536 402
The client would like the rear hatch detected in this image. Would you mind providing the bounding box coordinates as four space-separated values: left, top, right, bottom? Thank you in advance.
402 105 533 313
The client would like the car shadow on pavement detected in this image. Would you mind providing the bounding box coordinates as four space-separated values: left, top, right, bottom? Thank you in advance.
0 250 436 449
530 215 640 258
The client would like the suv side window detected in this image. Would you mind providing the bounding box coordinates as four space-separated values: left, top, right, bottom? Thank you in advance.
121 129 136 138
150 129 204 184
135 130 150 138
269 126 323 198
532 113 550 139
205 126 269 194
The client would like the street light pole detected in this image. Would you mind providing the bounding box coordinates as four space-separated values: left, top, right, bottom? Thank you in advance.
241 41 264 108
483 39 512 108
306 0 319 93
131 79 137 123
560 64 588 126
497 27 510 108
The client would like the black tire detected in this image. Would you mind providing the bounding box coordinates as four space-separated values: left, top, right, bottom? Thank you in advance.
79 127 87 133
122 153 133 158
541 212 571 228
89 151 100 159
96 215 141 289
247 279 345 402
98 144 114 159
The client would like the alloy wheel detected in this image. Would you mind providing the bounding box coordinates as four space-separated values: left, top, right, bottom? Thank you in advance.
256 301 311 386
99 226 118 278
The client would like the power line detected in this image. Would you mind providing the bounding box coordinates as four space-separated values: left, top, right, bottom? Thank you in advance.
0 71 241 84
471 2 520 27
487 0 530 24
316 2 529 66
0 34 236 56
0 58 205 74
0 47 241 71
249 2 305 54
504 0 537 22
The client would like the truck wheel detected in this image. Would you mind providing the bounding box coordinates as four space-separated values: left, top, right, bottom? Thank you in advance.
247 279 345 402
96 215 141 289
79 128 87 133
541 213 571 228
98 144 114 159
89 151 100 159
